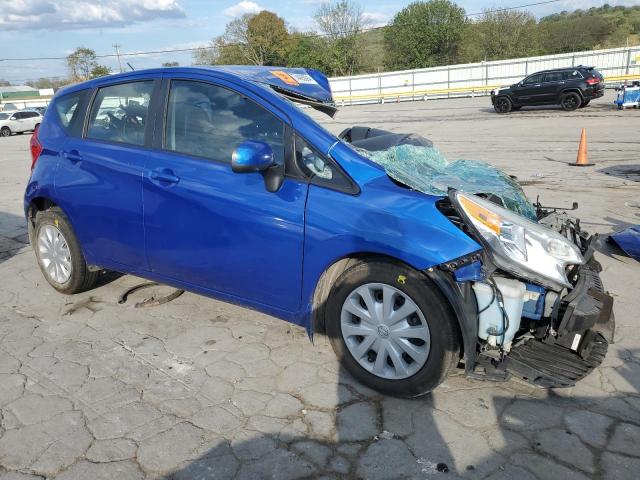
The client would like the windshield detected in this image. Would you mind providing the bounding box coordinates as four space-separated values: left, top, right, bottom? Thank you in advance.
357 144 537 220
0 113 9 120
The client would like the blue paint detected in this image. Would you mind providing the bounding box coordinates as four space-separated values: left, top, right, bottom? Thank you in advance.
25 66 482 333
453 261 485 282
522 283 546 320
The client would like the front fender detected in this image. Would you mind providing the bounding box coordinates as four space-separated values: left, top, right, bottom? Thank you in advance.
299 175 482 330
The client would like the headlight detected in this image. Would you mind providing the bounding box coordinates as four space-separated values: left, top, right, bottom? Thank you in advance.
453 192 583 290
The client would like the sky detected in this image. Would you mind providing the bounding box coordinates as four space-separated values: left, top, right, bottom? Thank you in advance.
0 0 638 84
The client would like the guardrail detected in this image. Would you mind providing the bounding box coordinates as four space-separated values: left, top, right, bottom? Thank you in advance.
332 73 640 105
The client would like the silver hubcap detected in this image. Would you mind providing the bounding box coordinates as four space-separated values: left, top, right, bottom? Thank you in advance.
37 224 72 284
340 282 431 380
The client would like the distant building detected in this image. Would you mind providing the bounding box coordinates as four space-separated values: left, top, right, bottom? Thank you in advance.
0 85 53 110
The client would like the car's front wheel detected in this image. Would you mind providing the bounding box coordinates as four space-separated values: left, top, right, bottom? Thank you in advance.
33 207 99 294
325 258 460 397
493 96 512 113
560 92 581 111
0 126 10 137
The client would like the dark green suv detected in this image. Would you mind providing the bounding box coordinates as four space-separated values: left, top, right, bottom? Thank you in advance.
491 66 605 113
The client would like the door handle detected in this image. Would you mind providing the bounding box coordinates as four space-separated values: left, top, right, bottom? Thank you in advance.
62 150 83 163
149 169 180 185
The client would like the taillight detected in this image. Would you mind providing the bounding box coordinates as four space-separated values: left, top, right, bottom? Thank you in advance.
30 125 43 170
586 77 599 85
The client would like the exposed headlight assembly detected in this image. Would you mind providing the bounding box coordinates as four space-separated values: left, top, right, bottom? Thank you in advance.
452 192 583 290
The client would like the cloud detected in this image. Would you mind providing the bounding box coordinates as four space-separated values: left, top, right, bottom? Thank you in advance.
222 1 262 17
362 11 389 27
0 0 185 30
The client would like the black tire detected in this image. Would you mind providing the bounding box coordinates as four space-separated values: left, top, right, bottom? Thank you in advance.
579 100 590 108
493 96 512 114
34 123 40 130
33 207 99 294
560 92 581 111
0 126 10 137
324 258 460 397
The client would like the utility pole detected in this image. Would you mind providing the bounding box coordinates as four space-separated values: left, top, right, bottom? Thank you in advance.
113 44 123 73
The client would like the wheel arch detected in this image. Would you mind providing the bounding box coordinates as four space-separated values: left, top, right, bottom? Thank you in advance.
27 197 59 244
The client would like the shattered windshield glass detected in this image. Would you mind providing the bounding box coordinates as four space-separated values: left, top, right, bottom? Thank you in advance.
357 144 537 221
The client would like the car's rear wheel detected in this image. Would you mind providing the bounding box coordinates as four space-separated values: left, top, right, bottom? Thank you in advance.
560 92 581 111
579 100 590 108
0 127 10 137
493 96 512 113
33 207 99 294
325 258 460 397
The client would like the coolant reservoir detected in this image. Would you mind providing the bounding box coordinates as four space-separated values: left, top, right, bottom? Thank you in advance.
473 277 526 348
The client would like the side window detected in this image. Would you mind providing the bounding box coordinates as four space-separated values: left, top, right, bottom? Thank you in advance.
523 74 543 85
544 72 563 83
54 93 82 130
165 80 284 164
295 134 353 192
13 112 23 119
87 81 153 146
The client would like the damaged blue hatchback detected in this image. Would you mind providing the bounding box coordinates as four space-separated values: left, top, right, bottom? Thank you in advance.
25 66 614 396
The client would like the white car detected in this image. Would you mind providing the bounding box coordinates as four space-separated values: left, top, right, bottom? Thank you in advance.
0 110 42 137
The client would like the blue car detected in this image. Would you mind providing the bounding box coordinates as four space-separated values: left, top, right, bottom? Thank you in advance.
25 66 614 396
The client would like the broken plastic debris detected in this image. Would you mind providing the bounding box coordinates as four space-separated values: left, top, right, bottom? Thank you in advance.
375 430 395 440
359 144 537 220
417 458 449 474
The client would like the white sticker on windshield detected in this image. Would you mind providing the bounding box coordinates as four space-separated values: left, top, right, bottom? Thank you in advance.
289 73 317 85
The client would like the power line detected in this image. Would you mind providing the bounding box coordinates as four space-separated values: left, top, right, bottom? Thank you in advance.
0 0 563 63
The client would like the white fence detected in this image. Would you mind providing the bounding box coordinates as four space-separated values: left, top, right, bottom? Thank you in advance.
329 45 640 105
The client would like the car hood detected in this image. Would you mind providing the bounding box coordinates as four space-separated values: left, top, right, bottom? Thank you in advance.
218 66 337 117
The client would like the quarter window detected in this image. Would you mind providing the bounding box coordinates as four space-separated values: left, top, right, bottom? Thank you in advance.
164 80 284 164
295 134 353 192
54 93 81 130
87 81 154 146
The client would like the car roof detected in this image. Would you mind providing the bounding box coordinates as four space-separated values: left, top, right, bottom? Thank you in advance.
56 66 334 108
531 66 595 74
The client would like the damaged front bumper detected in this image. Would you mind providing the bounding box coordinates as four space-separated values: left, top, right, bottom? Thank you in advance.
428 214 615 388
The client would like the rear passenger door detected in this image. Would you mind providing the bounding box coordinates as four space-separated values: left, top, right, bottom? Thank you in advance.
55 77 160 271
142 76 308 313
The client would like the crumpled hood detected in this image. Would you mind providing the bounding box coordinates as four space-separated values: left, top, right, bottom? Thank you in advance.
358 144 537 220
217 66 337 116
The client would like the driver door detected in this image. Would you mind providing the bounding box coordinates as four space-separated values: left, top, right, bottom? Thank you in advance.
142 76 308 313
55 77 161 270
512 73 545 105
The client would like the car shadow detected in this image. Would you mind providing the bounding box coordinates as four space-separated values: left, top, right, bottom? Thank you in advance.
0 211 29 265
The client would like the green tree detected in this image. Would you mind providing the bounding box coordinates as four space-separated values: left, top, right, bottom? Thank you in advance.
67 47 99 81
460 10 540 62
384 0 466 70
89 65 111 78
287 33 332 71
194 11 291 66
313 1 368 76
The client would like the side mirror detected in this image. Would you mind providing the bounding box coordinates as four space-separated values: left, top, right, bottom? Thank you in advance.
231 140 284 193
231 140 275 173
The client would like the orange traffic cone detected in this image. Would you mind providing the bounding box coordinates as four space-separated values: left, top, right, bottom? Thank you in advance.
570 128 594 166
